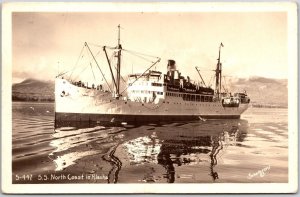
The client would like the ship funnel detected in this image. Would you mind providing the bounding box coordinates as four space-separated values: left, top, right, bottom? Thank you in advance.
167 60 177 83
167 60 176 71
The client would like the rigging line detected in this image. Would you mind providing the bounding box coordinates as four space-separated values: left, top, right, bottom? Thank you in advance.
109 51 116 63
103 46 117 91
89 43 159 62
222 85 227 93
119 58 161 95
90 62 96 81
196 66 210 69
69 50 87 82
73 63 91 81
94 48 102 58
123 50 156 63
56 70 70 78
87 42 116 50
90 43 159 62
118 54 127 83
195 67 207 87
208 75 214 87
72 52 93 81
85 47 102 80
88 42 159 58
109 51 117 89
122 48 159 59
223 76 228 92
199 69 215 72
120 54 132 83
68 44 86 81
110 52 126 84
84 42 112 92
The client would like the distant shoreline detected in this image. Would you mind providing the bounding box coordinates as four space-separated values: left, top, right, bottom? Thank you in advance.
251 104 287 109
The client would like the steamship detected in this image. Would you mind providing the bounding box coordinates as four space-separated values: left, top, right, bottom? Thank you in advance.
55 26 250 123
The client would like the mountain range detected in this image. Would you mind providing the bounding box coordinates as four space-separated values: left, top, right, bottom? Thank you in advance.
12 77 287 107
226 77 287 107
12 78 55 102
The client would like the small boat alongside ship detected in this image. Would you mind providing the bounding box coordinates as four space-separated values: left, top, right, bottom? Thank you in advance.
55 25 250 123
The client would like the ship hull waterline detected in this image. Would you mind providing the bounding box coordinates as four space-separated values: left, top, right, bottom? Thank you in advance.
55 112 241 123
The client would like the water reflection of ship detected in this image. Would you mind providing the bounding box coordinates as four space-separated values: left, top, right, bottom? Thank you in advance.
101 145 122 183
53 119 248 183
155 120 248 183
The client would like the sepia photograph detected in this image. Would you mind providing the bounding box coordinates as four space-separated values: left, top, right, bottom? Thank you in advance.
1 2 298 194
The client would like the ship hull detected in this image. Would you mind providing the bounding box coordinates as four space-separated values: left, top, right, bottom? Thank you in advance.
55 112 240 123
55 78 248 124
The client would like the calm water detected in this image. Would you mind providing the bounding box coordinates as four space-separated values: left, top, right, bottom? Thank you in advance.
12 102 288 183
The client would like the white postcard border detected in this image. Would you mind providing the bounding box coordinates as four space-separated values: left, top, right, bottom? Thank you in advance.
1 2 298 194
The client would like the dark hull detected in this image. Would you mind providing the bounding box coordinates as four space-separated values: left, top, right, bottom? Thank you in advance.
55 112 241 124
222 103 239 107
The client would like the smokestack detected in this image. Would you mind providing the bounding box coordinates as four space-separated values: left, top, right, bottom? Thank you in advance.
167 60 176 71
167 60 176 84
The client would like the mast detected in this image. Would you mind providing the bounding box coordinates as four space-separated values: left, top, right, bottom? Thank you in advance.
215 42 223 99
116 24 122 97
195 67 206 87
103 46 117 91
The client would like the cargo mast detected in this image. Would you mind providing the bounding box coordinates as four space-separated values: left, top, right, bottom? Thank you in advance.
215 43 223 99
116 24 122 98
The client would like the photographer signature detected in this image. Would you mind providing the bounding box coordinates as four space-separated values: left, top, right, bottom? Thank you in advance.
247 165 271 179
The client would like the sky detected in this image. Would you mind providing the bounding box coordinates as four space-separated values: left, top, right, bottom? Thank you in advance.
12 12 288 85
